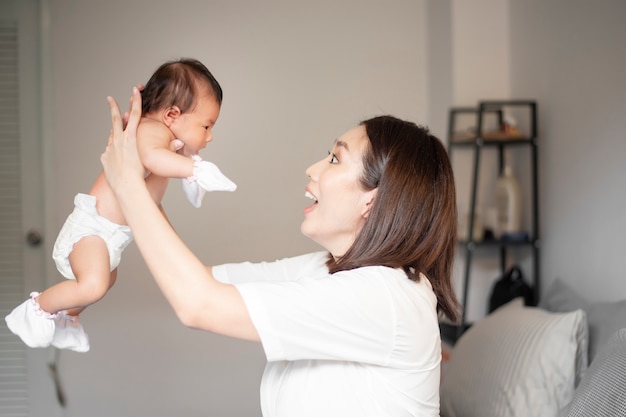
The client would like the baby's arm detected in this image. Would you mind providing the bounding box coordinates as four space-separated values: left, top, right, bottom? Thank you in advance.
136 120 194 179
137 118 236 209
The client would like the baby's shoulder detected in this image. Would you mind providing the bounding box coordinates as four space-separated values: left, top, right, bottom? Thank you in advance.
137 118 174 146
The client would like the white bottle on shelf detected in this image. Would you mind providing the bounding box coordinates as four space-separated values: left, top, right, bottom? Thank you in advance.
495 164 522 239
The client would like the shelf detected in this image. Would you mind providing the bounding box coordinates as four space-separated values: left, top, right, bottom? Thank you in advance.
458 237 539 248
449 100 538 147
452 131 529 142
451 133 535 146
447 99 540 338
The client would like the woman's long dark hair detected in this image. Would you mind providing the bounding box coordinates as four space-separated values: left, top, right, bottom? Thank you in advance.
327 115 460 322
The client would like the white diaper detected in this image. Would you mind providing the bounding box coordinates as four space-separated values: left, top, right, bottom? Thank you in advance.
52 193 133 280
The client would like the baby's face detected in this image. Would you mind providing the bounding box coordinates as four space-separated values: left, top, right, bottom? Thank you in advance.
171 94 220 156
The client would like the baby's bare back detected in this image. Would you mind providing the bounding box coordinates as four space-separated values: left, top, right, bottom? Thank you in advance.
87 170 169 226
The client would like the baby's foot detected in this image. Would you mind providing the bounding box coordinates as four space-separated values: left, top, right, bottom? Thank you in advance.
51 312 90 353
5 292 55 348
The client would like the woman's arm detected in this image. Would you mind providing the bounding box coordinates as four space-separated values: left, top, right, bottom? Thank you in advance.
101 88 259 342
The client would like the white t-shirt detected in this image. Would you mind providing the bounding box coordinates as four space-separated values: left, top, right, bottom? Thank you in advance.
212 251 441 417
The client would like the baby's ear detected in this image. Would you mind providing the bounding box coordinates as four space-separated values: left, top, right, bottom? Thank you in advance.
163 106 181 126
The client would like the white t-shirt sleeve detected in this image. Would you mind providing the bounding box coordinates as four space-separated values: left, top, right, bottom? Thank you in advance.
237 269 394 364
212 251 329 284
213 252 439 369
237 267 438 367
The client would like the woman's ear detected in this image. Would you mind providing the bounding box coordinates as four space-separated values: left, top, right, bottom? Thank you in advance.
361 189 377 218
163 106 181 127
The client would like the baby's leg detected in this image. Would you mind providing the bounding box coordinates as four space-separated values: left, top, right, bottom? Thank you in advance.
37 236 114 314
63 269 117 317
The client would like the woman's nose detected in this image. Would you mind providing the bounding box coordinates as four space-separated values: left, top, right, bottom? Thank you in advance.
305 158 323 180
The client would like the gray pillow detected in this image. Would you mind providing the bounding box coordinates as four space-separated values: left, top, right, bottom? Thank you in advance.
440 298 588 417
558 328 626 417
541 278 626 362
587 300 626 360
539 277 589 313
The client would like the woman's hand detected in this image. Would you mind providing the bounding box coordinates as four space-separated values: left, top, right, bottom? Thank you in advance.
101 87 145 193
121 83 144 129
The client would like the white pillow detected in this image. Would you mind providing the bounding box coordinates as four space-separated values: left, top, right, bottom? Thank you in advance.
440 298 588 417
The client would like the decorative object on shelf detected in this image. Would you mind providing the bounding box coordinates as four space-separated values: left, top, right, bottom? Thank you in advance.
495 161 522 239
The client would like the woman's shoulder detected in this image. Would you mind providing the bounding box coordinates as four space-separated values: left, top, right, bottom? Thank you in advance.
282 251 329 266
213 251 330 284
333 264 408 282
333 266 437 305
272 251 330 280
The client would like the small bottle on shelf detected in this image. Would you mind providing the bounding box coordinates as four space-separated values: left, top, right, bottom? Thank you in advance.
495 163 523 240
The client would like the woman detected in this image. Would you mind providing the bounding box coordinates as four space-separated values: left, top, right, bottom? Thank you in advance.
102 87 459 416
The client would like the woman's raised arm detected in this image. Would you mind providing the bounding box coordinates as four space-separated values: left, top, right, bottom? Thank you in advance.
101 88 259 342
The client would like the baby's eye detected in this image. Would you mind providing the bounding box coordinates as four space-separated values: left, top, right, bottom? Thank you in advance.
203 126 210 130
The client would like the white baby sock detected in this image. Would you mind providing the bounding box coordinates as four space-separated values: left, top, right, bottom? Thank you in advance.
5 292 55 348
51 311 90 353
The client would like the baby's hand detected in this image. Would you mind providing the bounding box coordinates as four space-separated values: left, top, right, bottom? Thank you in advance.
182 155 236 208
170 139 184 153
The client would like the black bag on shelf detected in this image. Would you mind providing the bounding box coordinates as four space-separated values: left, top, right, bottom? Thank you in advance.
488 265 534 313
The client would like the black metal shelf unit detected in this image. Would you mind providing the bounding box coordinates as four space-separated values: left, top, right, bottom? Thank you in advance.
444 100 540 342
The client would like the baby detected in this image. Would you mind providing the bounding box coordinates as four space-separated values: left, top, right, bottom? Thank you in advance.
5 58 235 352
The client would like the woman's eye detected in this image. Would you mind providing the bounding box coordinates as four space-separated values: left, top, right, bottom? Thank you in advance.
329 153 339 164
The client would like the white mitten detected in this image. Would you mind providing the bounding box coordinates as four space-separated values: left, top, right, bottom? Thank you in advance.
183 155 236 208
182 178 206 208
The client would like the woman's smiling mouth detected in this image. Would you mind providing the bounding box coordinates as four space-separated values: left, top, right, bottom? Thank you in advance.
304 190 318 214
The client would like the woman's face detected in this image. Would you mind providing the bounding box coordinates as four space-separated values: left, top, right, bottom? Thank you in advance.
301 125 376 257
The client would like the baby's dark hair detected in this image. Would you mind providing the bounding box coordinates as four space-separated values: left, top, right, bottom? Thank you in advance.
141 58 223 115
